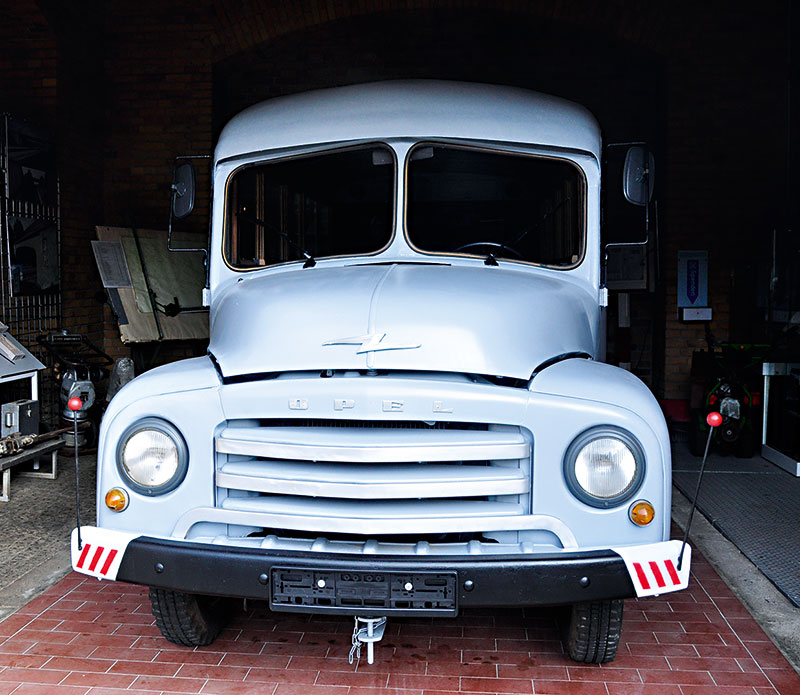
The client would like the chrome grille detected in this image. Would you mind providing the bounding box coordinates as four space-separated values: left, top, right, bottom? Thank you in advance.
210 420 531 534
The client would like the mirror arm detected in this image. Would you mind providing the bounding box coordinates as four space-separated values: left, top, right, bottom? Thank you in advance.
605 141 648 148
603 234 649 264
601 142 654 288
602 198 651 288
154 296 208 316
167 155 211 274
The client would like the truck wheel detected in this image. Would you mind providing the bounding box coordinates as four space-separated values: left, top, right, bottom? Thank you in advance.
564 599 624 663
149 588 226 647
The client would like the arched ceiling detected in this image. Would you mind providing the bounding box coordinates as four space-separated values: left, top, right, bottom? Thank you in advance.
211 6 668 146
208 0 675 63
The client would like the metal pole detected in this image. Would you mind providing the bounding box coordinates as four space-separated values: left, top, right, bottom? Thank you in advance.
678 411 722 570
68 397 83 550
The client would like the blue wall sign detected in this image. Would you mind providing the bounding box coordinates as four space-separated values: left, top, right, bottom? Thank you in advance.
677 251 708 308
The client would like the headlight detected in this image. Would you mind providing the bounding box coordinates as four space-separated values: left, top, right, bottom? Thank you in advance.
563 427 645 508
117 418 188 495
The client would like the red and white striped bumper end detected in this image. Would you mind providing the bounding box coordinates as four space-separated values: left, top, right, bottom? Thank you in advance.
612 539 691 598
71 527 139 581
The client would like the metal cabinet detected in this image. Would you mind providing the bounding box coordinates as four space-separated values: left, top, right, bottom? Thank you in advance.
762 362 800 476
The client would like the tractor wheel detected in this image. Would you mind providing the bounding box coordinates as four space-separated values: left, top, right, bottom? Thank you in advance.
735 423 757 458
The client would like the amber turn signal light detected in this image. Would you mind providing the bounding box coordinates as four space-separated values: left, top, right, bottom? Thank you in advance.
629 500 655 526
105 488 129 512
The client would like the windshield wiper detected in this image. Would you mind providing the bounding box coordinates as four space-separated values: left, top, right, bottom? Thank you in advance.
236 211 316 268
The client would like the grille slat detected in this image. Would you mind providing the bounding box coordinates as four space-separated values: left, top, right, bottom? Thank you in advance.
173 504 576 547
216 425 529 462
218 460 529 499
221 495 523 520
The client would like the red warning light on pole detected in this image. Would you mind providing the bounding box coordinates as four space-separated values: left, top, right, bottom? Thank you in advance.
706 412 722 427
67 397 83 412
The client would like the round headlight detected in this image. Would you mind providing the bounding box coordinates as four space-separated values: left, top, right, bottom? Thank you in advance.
117 418 188 495
564 427 645 508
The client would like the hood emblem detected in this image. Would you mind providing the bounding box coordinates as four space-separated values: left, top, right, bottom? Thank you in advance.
322 332 421 354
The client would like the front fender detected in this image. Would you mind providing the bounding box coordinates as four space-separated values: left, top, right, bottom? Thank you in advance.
96 356 225 535
527 358 671 543
530 358 667 437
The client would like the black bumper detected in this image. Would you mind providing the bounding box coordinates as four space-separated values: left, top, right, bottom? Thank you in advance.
118 536 635 615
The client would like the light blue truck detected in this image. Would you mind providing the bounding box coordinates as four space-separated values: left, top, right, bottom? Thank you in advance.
72 81 689 663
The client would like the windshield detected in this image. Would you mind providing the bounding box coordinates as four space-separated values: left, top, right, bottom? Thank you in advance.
225 145 394 269
407 145 584 267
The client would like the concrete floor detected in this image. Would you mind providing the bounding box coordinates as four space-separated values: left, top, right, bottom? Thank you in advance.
0 447 798 694
0 455 97 620
672 486 800 678
0 453 96 623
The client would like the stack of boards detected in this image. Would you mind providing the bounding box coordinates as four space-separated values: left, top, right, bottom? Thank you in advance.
92 226 208 343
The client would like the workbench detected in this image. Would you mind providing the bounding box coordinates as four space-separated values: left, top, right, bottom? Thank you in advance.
0 438 64 501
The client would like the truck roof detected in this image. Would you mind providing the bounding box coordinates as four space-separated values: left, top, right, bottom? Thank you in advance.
215 80 602 162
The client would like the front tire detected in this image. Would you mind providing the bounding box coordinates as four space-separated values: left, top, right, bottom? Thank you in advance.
149 588 227 647
564 599 624 663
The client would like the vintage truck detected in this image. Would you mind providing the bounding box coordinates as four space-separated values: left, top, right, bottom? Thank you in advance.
71 81 689 664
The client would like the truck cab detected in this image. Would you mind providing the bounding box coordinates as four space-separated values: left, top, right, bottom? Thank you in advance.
72 81 689 664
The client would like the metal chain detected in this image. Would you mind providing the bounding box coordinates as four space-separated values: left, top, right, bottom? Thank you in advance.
348 617 361 664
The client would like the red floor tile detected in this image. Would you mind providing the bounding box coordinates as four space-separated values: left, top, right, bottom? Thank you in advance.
0 545 798 695
460 675 533 693
273 686 348 695
0 667 71 685
605 685 682 695
12 685 92 695
532 680 607 694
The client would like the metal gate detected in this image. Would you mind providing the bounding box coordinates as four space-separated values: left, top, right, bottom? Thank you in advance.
0 114 62 427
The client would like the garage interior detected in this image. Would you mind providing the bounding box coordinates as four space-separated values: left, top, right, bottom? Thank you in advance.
0 0 799 693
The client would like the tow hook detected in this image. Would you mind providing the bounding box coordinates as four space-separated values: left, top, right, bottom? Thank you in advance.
348 616 387 665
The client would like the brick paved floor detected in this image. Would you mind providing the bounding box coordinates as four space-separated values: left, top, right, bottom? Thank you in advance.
1 549 798 695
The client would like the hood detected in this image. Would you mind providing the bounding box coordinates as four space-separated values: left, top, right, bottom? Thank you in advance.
209 263 596 380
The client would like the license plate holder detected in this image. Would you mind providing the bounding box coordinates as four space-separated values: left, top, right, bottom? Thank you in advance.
270 567 458 616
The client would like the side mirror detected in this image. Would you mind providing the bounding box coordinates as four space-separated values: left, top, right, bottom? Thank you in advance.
622 146 655 206
171 162 195 219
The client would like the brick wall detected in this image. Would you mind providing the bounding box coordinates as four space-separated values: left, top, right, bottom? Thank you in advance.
1 0 791 400
58 16 107 353
0 3 57 126
103 1 213 232
99 0 213 364
658 4 787 399
0 1 107 350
